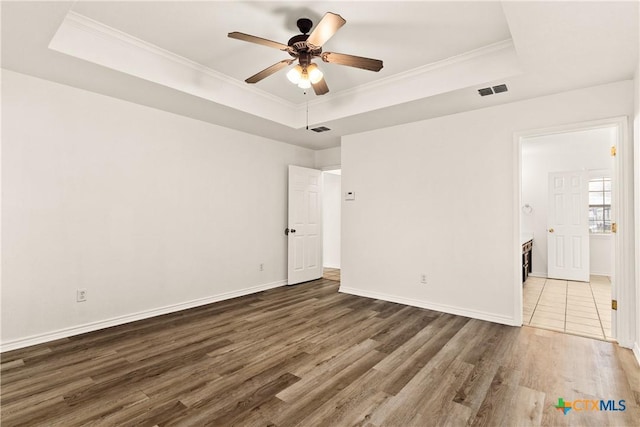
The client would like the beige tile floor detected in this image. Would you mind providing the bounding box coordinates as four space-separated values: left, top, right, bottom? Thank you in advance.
323 267 341 282
523 275 612 341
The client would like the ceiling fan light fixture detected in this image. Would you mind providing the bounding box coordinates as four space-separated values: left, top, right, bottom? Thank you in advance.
297 76 311 89
307 63 323 84
229 12 383 96
286 65 303 84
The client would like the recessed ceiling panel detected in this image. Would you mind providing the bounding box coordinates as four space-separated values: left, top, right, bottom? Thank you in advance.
70 1 513 103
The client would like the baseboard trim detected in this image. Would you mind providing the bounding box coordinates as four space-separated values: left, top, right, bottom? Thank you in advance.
530 272 612 279
590 271 612 277
339 286 517 326
0 280 287 353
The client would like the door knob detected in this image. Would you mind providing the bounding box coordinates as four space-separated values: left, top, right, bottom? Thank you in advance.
548 228 554 233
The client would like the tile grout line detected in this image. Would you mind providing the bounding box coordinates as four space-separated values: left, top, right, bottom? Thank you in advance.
527 278 547 324
589 279 607 340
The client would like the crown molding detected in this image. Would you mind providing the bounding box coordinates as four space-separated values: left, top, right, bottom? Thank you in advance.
63 12 295 109
50 11 300 127
306 39 516 110
301 39 522 126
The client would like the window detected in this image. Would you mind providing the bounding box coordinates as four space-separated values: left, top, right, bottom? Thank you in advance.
588 177 611 233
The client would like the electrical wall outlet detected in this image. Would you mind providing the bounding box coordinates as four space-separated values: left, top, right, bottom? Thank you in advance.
77 289 87 302
420 274 427 284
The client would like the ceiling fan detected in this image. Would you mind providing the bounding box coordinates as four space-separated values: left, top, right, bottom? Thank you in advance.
228 12 383 95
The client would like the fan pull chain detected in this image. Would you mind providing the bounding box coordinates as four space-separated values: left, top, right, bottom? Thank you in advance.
306 97 309 130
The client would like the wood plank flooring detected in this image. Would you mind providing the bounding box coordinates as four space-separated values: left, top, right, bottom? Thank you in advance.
1 279 639 426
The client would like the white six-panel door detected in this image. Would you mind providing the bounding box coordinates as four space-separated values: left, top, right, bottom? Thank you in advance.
287 165 323 285
547 170 590 282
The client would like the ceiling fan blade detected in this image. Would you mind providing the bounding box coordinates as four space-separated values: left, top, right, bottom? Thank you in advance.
228 32 290 51
306 12 346 49
321 52 383 72
245 59 295 84
312 77 329 95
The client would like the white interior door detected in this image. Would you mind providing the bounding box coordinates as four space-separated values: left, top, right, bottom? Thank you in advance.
547 170 590 281
287 165 323 285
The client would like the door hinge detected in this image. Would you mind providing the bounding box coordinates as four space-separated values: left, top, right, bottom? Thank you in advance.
611 222 617 233
611 299 617 310
610 145 617 156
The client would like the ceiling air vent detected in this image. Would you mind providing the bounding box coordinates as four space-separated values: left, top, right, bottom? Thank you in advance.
492 84 508 94
478 84 509 97
310 126 331 133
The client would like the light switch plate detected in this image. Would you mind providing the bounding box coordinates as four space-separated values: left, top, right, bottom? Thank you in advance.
345 191 355 201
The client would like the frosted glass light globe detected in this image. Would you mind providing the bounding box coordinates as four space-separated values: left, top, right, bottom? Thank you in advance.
286 65 303 84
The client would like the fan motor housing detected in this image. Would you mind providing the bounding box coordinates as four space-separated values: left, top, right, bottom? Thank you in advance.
287 34 322 58
287 34 308 48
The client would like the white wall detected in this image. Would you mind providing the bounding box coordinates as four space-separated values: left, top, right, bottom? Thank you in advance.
1 70 314 349
341 80 633 325
314 146 341 170
322 171 341 268
521 128 615 277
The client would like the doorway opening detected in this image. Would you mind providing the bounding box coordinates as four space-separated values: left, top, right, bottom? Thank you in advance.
519 124 617 341
322 169 341 282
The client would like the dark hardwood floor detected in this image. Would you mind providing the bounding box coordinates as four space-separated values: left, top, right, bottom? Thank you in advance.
1 278 639 426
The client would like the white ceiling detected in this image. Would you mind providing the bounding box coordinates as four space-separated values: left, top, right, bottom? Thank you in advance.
2 1 638 150
69 1 512 103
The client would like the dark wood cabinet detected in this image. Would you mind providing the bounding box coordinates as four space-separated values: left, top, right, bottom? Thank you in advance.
522 239 533 282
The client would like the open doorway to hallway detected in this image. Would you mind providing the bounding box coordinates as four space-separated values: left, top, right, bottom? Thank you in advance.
520 125 615 341
322 169 341 282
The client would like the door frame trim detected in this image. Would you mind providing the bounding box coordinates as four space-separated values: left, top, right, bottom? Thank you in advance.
513 116 633 348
